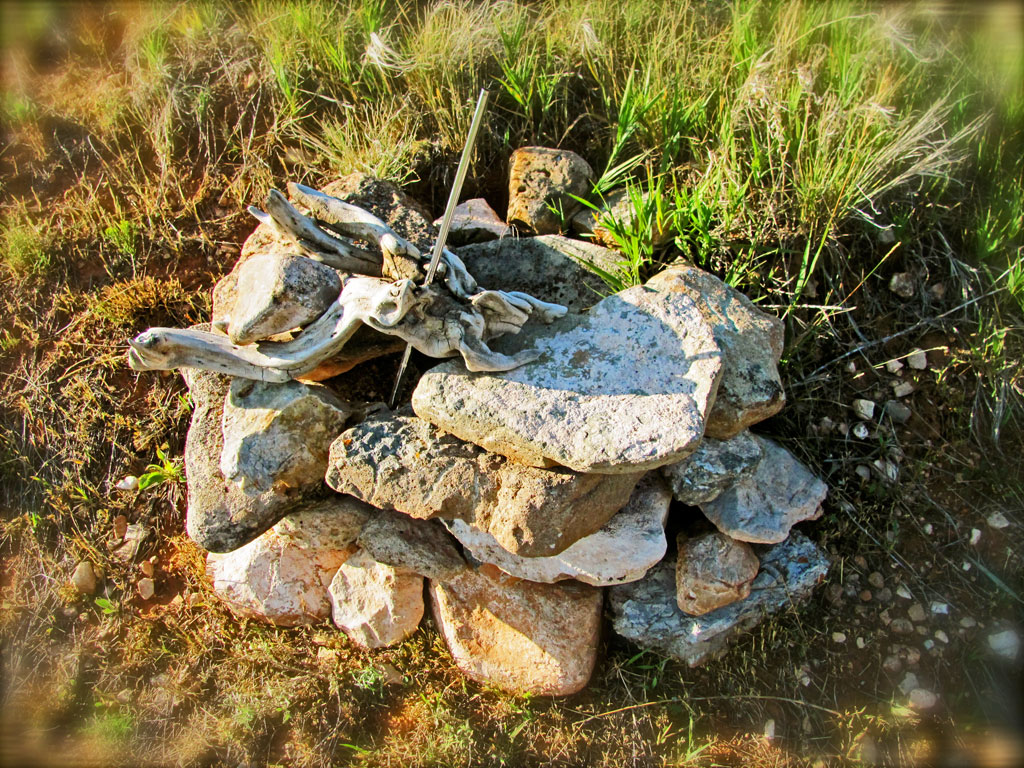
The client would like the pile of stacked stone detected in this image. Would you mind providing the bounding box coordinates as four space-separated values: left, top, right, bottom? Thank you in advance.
147 151 829 697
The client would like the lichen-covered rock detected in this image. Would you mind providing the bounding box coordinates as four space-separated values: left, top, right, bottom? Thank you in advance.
413 286 723 473
646 265 785 439
220 377 350 493
700 436 827 544
429 566 602 695
328 549 424 648
183 370 350 553
273 496 373 550
206 504 361 626
660 431 763 504
446 474 671 586
357 509 466 581
609 532 829 666
675 532 759 615
435 198 509 245
227 252 341 345
456 235 621 313
507 147 594 235
327 408 641 556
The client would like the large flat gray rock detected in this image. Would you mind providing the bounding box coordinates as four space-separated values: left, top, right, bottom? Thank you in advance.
609 532 829 666
456 235 621 313
700 436 827 544
326 408 641 556
412 286 723 473
446 474 671 586
646 265 785 439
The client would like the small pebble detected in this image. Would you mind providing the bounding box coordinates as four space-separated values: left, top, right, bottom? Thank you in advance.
907 348 927 370
988 629 1021 661
854 555 868 569
71 561 97 596
853 399 876 420
929 283 946 300
922 523 933 535
987 512 1011 529
896 584 913 600
892 381 915 398
113 515 128 540
883 655 902 673
909 688 938 710
859 590 873 602
115 475 138 491
836 421 849 437
140 560 155 578
960 617 977 629
898 672 919 694
902 646 922 666
923 639 935 650
845 361 857 374
868 572 885 589
763 719 775 741
876 588 892 602
137 578 155 600
970 528 982 545
825 584 844 604
853 422 870 439
856 637 866 649
885 359 904 373
855 465 872 481
892 619 914 635
962 560 972 571
889 272 915 299
885 400 912 424
935 630 949 644
832 632 847 644
930 601 949 615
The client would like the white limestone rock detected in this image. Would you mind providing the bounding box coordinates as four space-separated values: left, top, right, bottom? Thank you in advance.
206 503 361 626
328 550 425 649
660 431 763 504
227 252 341 345
646 265 785 439
446 474 671 586
700 436 827 544
413 285 723 473
429 566 602 696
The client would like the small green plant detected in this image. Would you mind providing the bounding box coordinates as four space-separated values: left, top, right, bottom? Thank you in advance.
351 665 387 695
94 597 118 615
137 446 184 491
1 219 50 276
102 220 137 259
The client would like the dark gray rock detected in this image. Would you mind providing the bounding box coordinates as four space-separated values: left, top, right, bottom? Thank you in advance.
358 509 466 581
609 531 829 666
660 431 763 504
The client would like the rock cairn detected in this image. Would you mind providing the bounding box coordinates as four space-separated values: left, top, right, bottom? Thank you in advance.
129 150 830 697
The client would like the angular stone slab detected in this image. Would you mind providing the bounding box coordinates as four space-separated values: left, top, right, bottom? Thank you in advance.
456 235 622 313
357 509 466 581
329 549 425 649
700 436 827 544
507 147 593 235
675 531 759 616
609 532 829 666
183 371 304 553
646 265 785 439
435 198 509 245
228 252 341 345
429 567 602 696
413 286 724 473
446 474 671 586
326 409 641 556
273 495 373 550
206 505 358 626
660 431 763 505
322 173 436 255
221 377 350 494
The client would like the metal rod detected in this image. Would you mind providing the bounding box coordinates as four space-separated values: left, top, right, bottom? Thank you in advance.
389 88 490 407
